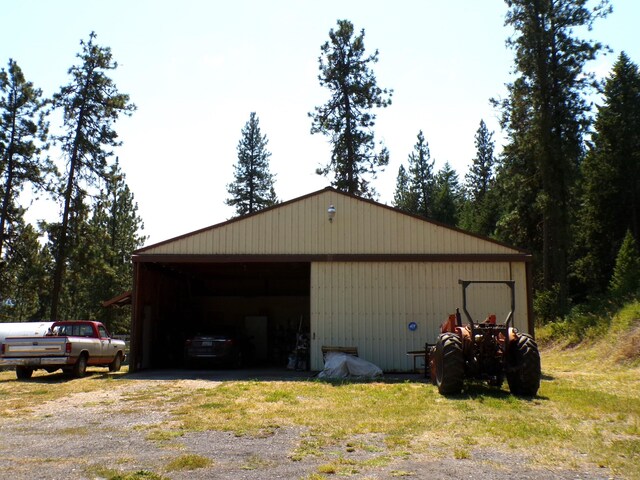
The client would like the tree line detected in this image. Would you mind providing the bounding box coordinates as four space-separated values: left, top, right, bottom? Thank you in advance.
0 32 143 331
227 0 640 321
3 1 638 330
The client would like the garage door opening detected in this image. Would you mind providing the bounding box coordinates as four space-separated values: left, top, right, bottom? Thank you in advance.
134 261 311 371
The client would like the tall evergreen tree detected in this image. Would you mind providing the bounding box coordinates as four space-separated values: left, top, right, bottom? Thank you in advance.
89 161 145 331
465 120 495 204
50 32 135 320
392 164 416 213
63 162 143 330
43 161 143 330
310 19 392 197
608 230 640 300
496 0 610 307
460 120 498 236
431 162 461 227
42 190 91 320
574 52 640 293
225 112 277 216
0 221 52 321
393 131 435 217
0 59 51 294
406 130 434 218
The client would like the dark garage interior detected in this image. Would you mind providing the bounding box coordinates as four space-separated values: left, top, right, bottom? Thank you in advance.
132 260 311 370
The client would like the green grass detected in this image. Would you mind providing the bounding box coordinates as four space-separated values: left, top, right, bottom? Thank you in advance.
2 358 638 478
164 454 212 471
86 467 167 480
0 367 127 412
169 374 638 476
2 302 639 479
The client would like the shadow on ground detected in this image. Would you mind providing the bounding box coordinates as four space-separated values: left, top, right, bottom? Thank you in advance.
124 367 431 384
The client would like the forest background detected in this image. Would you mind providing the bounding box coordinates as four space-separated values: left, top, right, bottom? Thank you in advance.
1 0 639 333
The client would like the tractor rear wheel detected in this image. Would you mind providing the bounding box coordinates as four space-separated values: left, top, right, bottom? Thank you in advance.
506 333 541 396
434 332 464 395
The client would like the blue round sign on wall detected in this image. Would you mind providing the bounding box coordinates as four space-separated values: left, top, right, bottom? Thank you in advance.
408 322 417 331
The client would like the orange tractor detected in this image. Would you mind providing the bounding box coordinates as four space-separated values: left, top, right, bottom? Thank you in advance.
429 280 541 396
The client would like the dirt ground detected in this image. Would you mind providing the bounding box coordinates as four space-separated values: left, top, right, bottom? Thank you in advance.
0 369 619 480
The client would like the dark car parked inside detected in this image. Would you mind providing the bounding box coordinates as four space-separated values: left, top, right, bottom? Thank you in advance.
184 328 254 368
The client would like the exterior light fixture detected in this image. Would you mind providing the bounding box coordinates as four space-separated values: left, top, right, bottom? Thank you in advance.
327 204 336 222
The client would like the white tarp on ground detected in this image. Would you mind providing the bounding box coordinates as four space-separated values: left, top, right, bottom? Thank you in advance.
317 352 383 379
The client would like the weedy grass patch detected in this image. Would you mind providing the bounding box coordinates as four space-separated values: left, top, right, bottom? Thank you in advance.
164 453 212 471
0 367 130 415
86 466 167 480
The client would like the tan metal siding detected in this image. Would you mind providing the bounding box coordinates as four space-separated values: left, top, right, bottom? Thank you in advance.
310 261 529 372
142 191 520 255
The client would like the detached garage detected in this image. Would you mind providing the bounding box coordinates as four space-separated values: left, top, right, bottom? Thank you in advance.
129 187 532 373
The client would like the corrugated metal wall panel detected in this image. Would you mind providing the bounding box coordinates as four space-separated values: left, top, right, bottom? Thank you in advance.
310 261 529 372
142 190 521 255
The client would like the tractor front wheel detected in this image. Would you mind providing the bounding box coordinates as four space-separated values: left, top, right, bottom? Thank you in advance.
506 333 541 397
434 332 464 395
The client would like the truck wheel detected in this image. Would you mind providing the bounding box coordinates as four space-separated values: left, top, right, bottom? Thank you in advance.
109 353 122 372
73 353 88 378
16 366 34 380
434 333 464 395
507 334 541 396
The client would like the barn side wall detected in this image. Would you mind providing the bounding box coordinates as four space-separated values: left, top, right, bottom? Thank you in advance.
310 261 528 372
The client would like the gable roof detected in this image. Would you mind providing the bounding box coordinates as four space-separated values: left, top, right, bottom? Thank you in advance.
135 187 527 257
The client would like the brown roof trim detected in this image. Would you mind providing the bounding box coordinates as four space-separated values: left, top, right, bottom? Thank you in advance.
134 187 530 255
133 253 532 264
101 290 132 308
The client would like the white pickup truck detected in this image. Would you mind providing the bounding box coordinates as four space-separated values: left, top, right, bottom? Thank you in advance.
0 320 126 380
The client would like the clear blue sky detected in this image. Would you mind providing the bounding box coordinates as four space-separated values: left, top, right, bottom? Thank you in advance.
2 1 638 245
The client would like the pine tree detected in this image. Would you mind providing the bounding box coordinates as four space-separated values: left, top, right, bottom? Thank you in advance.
575 52 640 293
496 0 610 307
392 164 416 213
310 19 392 197
406 130 434 218
431 162 461 227
44 161 144 329
0 221 52 321
465 120 495 204
0 59 51 267
225 112 277 216
460 120 498 236
87 161 145 332
42 190 92 320
50 32 135 320
609 230 640 299
393 131 435 218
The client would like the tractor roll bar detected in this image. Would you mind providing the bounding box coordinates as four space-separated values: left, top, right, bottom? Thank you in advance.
458 279 516 328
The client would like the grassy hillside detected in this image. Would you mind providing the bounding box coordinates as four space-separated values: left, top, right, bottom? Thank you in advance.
537 299 640 366
531 300 640 477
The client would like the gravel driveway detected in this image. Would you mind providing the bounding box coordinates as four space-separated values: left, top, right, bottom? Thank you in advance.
0 369 618 479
